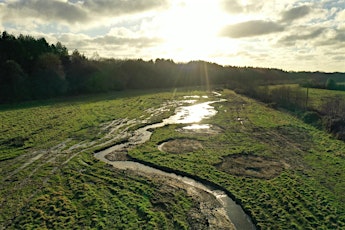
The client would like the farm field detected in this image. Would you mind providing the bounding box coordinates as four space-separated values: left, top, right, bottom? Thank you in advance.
1 88 345 229
307 87 345 108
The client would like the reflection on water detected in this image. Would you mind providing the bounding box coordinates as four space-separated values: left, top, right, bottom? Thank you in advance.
183 95 209 99
164 100 225 124
182 124 211 130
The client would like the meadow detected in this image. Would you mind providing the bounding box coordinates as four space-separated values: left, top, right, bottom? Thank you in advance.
1 88 345 229
0 89 199 229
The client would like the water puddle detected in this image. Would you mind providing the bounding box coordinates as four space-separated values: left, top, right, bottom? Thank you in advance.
94 96 256 230
164 100 224 124
182 124 211 130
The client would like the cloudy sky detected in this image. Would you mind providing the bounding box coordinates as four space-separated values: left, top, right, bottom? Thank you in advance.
0 0 344 72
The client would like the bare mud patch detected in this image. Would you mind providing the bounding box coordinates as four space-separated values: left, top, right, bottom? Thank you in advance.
177 124 224 135
216 154 288 179
158 139 203 154
105 151 129 161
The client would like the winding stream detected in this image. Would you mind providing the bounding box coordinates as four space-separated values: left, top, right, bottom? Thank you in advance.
95 95 256 230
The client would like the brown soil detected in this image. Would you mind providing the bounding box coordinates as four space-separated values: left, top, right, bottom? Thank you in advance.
216 154 289 179
158 139 203 154
105 151 129 161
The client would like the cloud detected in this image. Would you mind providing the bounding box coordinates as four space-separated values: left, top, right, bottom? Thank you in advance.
2 0 167 26
53 31 163 59
221 0 265 14
334 29 345 42
279 27 326 45
311 28 345 47
336 9 345 29
281 5 311 22
336 9 345 20
221 0 244 14
92 35 163 48
5 0 88 24
83 0 166 15
221 20 284 38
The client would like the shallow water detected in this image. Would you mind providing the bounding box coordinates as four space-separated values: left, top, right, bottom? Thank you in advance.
182 124 211 130
94 97 256 230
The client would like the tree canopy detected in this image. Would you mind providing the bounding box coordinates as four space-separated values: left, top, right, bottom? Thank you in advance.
0 31 344 104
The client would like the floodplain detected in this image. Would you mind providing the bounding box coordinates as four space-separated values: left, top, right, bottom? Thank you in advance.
1 88 344 229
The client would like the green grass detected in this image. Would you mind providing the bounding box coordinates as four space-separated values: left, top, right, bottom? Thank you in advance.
0 89 205 229
0 89 183 161
1 88 345 229
5 153 196 229
307 87 345 108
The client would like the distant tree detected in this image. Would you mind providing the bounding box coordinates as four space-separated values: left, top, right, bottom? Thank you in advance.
31 53 67 98
65 50 102 94
53 42 68 57
0 60 29 102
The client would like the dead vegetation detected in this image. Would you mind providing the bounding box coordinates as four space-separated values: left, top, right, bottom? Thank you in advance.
158 139 203 154
216 153 288 179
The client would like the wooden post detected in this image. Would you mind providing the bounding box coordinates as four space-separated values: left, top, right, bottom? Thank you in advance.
305 87 309 110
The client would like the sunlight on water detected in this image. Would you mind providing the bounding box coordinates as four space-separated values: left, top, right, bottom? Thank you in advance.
183 95 200 99
182 124 211 130
183 95 209 99
164 100 222 124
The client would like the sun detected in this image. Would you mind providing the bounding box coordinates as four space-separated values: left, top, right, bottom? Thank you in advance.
157 0 228 61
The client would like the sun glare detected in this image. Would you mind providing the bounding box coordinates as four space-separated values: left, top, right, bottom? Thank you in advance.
158 0 228 61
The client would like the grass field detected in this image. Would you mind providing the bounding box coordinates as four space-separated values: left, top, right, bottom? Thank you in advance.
307 87 345 108
0 89 202 229
1 88 345 229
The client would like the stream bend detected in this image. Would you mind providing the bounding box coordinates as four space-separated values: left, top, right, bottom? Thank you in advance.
94 97 256 230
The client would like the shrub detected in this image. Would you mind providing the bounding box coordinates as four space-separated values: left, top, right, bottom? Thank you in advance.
302 111 321 126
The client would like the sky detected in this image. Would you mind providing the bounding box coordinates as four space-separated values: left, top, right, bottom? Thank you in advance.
0 0 344 72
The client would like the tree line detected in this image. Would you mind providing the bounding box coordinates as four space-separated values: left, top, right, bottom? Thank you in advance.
0 31 344 104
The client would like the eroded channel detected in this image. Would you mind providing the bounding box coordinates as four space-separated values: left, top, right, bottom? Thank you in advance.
94 95 256 230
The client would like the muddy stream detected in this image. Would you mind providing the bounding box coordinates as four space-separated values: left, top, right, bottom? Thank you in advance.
94 95 256 230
